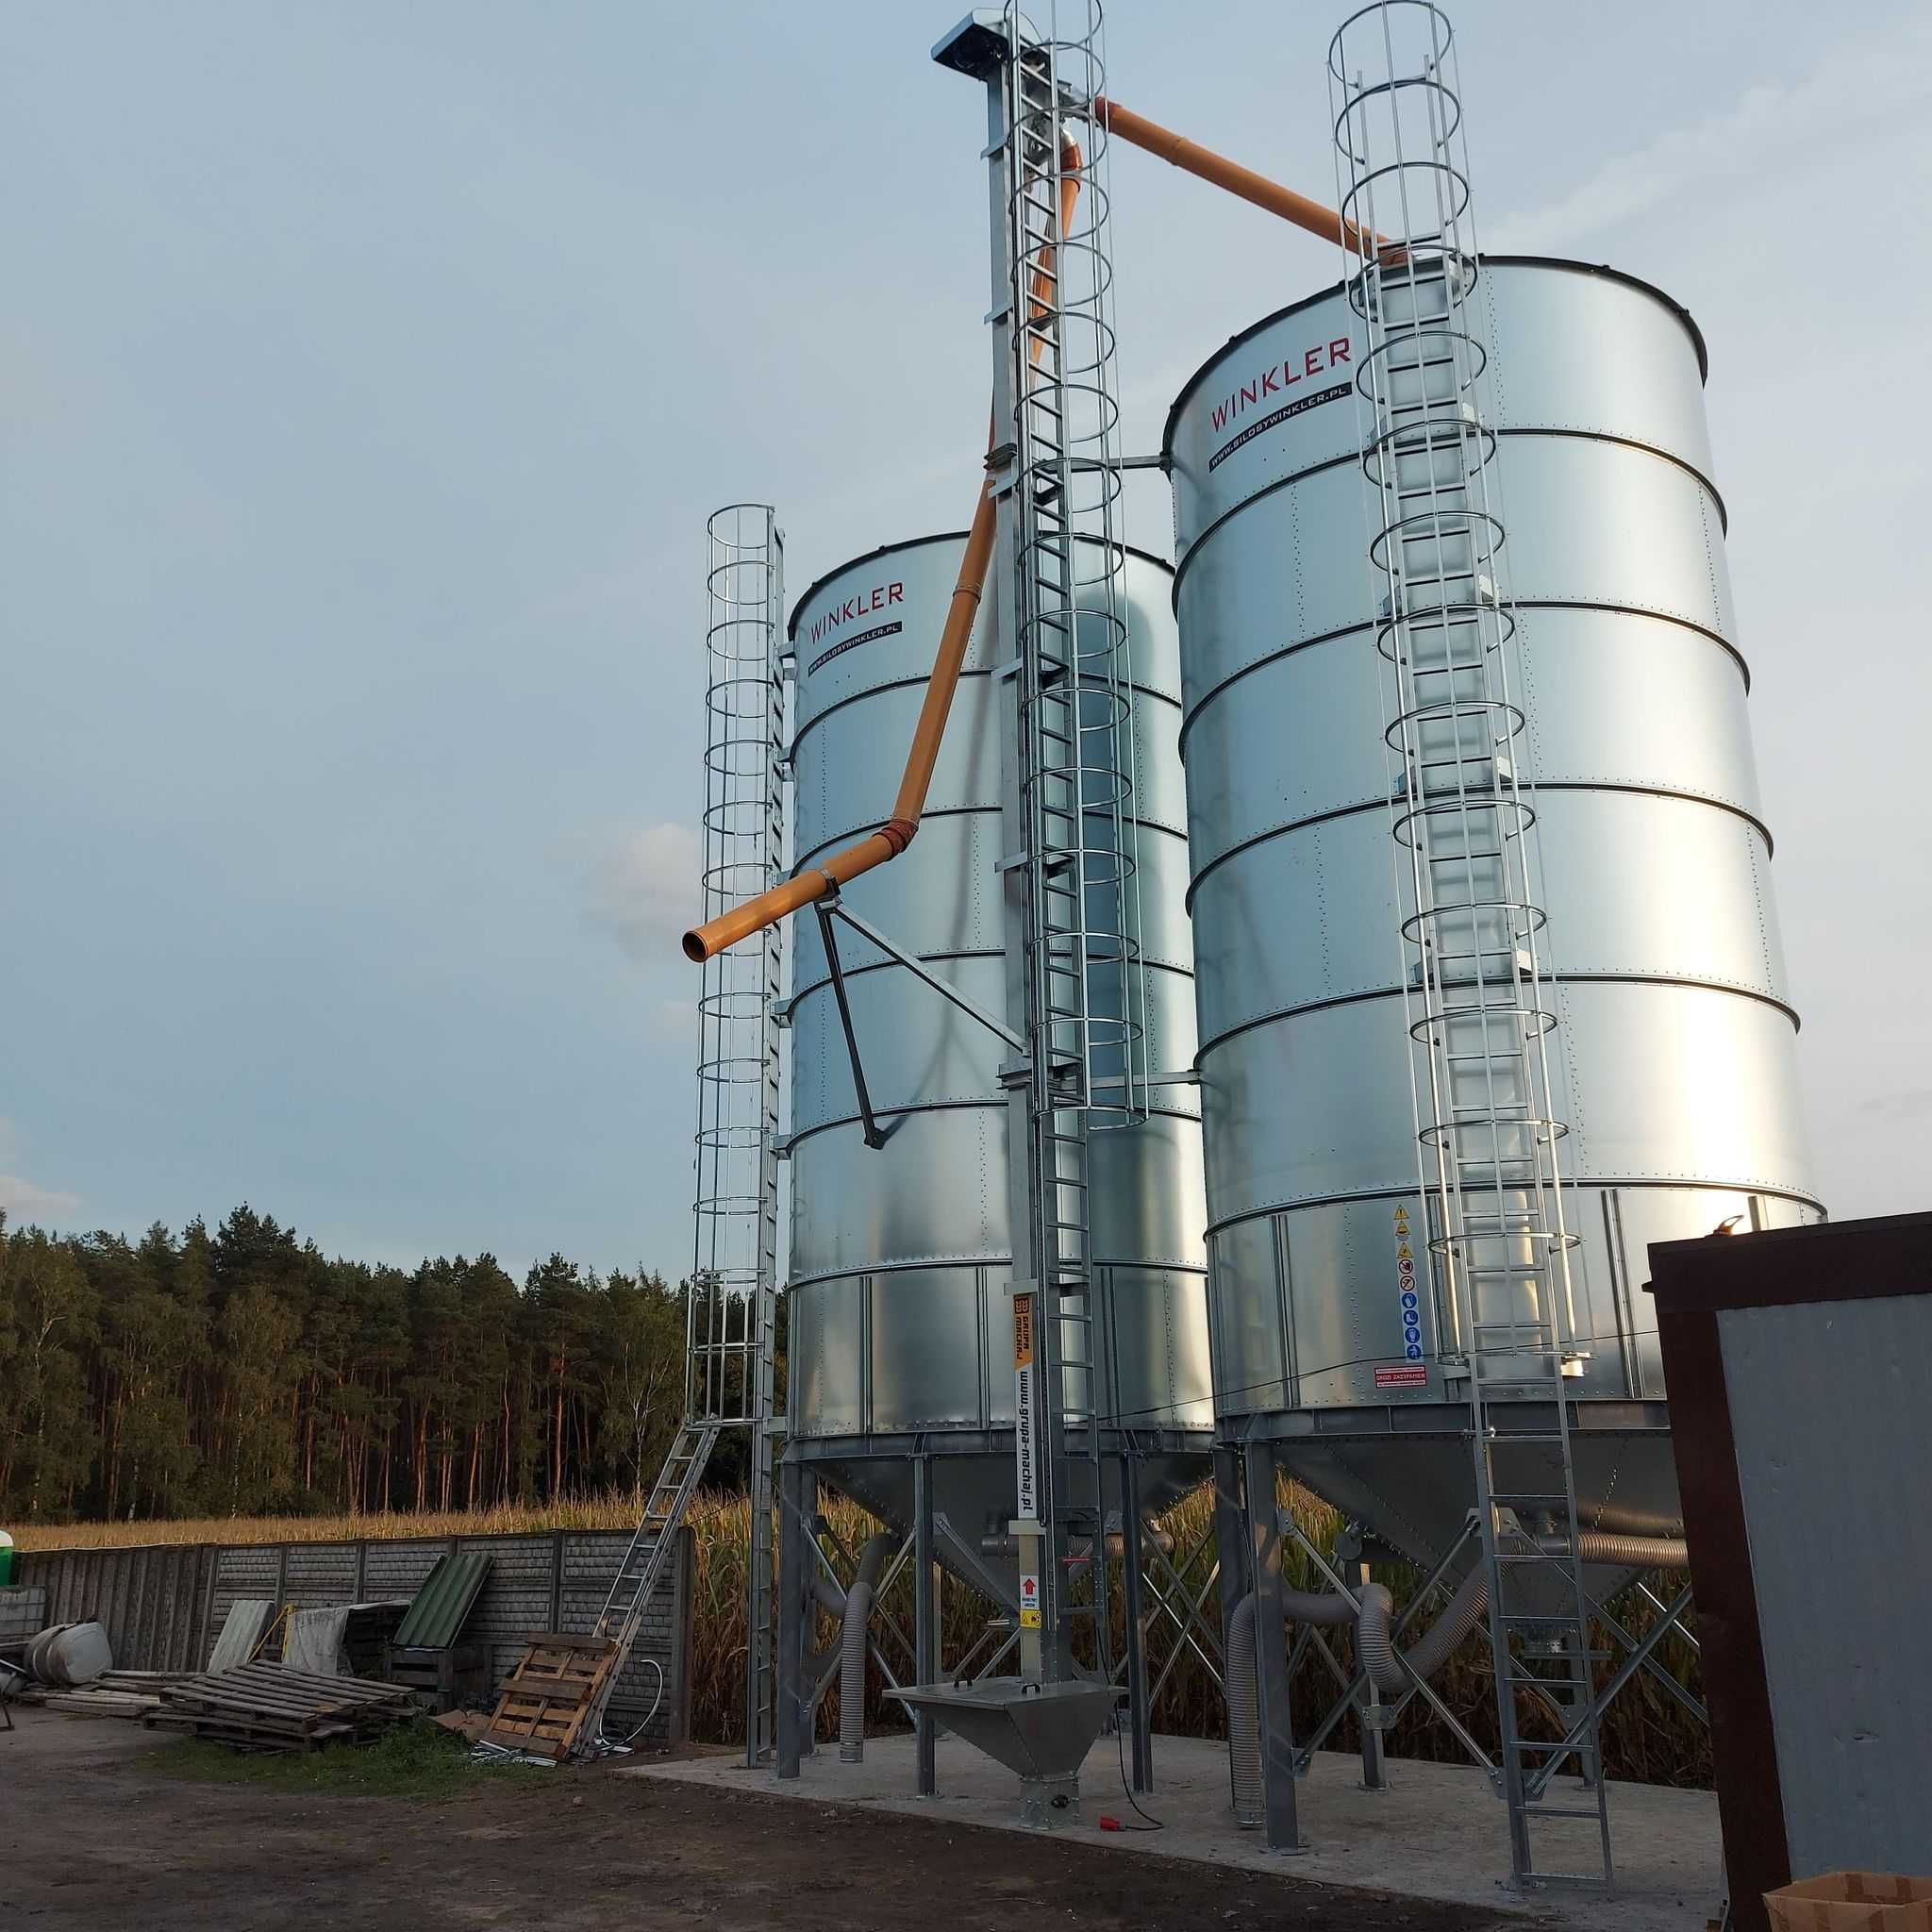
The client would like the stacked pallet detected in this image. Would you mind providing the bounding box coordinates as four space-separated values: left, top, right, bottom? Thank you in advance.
12 1668 192 1719
41 1689 158 1720
145 1661 414 1753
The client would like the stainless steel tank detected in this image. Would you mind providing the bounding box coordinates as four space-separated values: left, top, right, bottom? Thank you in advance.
784 532 1211 1576
1163 257 1822 1560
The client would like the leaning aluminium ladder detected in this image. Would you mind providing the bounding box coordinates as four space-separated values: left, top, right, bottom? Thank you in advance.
1333 1 1611 1890
482 508 787 1763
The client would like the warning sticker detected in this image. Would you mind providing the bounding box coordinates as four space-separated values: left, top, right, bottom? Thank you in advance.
1018 1570 1041 1631
1392 1203 1424 1363
1374 1364 1430 1391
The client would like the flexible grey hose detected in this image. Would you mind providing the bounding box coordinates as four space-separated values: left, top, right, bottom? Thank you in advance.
839 1533 896 1763
1572 1530 1690 1571
1277 1587 1356 1627
1583 1501 1686 1539
1355 1580 1403 1694
1407 1566 1492 1681
1356 1530 1686 1695
1226 1593 1263 1827
1357 1565 1494 1693
1226 1583 1352 1824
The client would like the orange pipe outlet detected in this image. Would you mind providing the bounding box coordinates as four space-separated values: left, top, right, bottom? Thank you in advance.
681 460 997 965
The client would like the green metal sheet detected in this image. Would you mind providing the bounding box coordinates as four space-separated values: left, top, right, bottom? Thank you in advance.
391 1552 492 1650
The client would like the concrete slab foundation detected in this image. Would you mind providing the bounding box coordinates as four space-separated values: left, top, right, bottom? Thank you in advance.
624 1733 1723 1932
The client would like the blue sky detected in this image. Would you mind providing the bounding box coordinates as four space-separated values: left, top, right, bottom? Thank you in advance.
4 1 1927 1276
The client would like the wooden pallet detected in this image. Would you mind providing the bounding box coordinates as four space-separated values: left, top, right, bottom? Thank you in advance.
145 1660 414 1754
477 1634 618 1761
42 1689 161 1720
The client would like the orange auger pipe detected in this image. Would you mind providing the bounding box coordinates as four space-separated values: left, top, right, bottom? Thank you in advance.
1094 95 1376 256
681 460 998 964
683 140 1084 967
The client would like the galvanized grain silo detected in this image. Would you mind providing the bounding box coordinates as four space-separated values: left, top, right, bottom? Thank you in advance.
781 531 1211 1570
1164 257 1822 1560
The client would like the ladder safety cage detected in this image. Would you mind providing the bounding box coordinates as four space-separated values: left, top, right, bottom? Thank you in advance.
1330 1 1610 1890
482 509 785 1765
690 504 787 1766
999 0 1141 1692
692 503 786 1441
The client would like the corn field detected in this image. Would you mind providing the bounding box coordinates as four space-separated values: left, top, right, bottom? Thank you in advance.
20 1484 1707 1786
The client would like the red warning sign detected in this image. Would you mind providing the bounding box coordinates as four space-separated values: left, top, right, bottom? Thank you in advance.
1373 1364 1430 1390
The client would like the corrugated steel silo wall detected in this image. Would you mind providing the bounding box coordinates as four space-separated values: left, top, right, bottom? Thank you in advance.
785 534 1211 1448
1164 258 1822 1422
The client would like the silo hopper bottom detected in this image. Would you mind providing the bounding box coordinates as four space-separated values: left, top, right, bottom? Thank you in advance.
1261 1401 1686 1617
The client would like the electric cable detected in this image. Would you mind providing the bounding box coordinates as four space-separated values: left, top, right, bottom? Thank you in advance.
1109 1712 1165 1830
591 1657 666 1757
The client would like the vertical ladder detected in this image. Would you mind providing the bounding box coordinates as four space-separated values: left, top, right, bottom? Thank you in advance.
743 928 781 1763
1330 0 1609 1890
1467 1288 1612 1881
1002 3 1140 1687
485 507 785 1763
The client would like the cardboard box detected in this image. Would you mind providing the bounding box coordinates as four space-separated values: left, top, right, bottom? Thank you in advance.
1766 1874 1932 1932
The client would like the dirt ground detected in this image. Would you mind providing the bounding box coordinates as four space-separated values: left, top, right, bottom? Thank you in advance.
2 1707 1520 1931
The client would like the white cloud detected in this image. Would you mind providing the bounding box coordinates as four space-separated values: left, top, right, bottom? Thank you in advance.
1489 19 1932 251
0 1120 82 1226
584 821 703 964
0 1174 83 1226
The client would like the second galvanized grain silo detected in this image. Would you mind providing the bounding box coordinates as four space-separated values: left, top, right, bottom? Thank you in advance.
1164 257 1822 1559
782 531 1211 1573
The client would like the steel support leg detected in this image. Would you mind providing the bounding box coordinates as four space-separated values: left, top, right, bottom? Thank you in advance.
1348 1553 1387 1790
1244 1441 1303 1854
1211 1444 1248 1811
777 1457 816 1779
914 1454 938 1797
1119 1451 1153 1792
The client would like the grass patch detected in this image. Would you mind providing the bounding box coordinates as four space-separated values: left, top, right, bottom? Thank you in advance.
146 1719 552 1801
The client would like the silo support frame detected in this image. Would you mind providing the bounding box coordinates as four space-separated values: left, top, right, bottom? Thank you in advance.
1115 1473 1230 1797
1244 1441 1307 1852
1213 1441 1706 1846
804 1520 922 1724
1290 1559 1700 1802
776 1456 943 1790
776 1457 818 1779
1283 1510 1501 1781
773 1441 1219 1799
